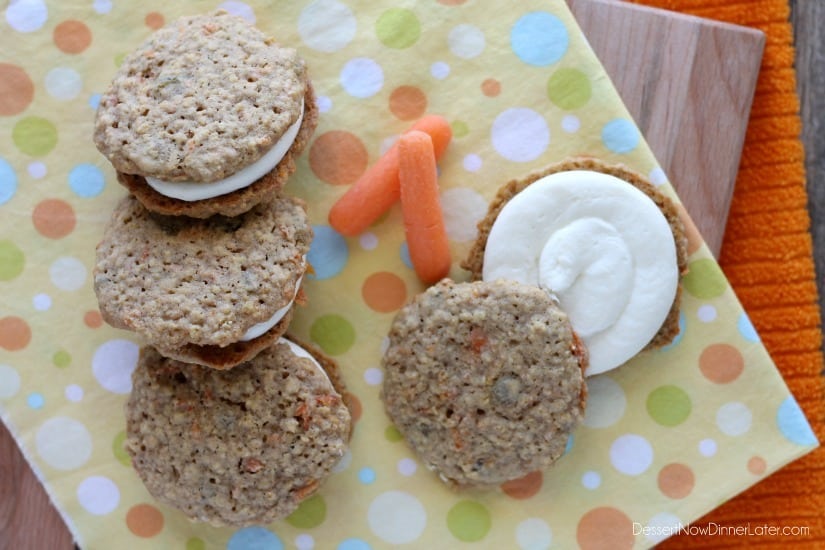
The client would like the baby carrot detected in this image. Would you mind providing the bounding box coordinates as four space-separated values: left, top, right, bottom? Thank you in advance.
328 114 452 237
397 130 451 284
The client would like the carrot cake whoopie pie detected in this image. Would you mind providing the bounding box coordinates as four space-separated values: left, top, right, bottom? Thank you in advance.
463 158 688 376
93 11 319 218
93 194 311 370
126 338 352 526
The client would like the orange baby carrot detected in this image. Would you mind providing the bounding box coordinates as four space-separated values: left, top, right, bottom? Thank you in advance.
397 130 451 284
328 114 452 236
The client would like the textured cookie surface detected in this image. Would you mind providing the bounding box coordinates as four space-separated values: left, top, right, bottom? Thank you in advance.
381 279 587 487
94 194 311 352
462 157 688 349
116 81 319 219
126 342 351 526
94 11 308 183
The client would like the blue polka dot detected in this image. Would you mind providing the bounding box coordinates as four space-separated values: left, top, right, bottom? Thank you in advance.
601 118 640 154
68 163 105 198
776 396 817 446
511 12 568 66
737 313 760 343
338 539 372 550
400 242 413 270
227 527 283 550
27 393 44 409
340 57 384 99
358 466 376 484
307 225 349 280
660 312 686 351
88 93 102 110
0 158 17 205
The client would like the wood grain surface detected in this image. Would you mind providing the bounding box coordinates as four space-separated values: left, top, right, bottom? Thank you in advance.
0 421 74 550
0 1 819 548
569 0 765 256
791 0 825 349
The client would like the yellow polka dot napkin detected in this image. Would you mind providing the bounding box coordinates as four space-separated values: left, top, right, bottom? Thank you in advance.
0 1 817 548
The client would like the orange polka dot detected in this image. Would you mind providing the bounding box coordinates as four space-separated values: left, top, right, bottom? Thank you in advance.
577 507 635 550
657 462 695 499
84 310 103 329
481 78 501 97
676 203 703 256
126 503 164 538
362 271 407 313
389 85 427 121
144 12 165 30
699 343 744 384
53 20 92 54
748 455 766 475
32 199 76 239
0 63 35 116
501 470 543 499
309 130 369 185
345 392 362 423
0 317 31 351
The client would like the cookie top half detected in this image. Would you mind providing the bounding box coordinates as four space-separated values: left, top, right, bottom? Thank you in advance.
94 11 307 183
126 340 352 526
94 194 311 353
381 279 587 488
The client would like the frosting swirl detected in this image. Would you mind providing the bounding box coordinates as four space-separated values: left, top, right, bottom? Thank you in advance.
482 170 678 375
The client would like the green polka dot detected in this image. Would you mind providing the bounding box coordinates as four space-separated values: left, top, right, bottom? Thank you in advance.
547 68 591 110
385 425 403 442
12 117 58 157
52 350 71 368
451 120 469 138
185 538 205 550
683 258 728 299
646 385 692 427
114 52 127 67
0 240 24 281
447 500 491 542
310 314 356 355
112 430 131 467
286 494 326 528
376 8 420 49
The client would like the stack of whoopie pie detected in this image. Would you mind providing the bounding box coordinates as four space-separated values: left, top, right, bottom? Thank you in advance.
92 11 351 526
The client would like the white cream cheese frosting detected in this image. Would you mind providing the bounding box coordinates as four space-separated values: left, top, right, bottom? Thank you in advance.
239 275 303 342
281 337 331 384
482 170 678 376
145 99 305 201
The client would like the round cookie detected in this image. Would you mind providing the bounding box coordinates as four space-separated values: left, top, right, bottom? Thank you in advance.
126 339 352 527
381 279 587 488
93 11 319 218
462 157 688 353
93 194 311 369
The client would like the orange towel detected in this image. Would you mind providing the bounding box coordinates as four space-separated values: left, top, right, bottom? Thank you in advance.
630 0 825 547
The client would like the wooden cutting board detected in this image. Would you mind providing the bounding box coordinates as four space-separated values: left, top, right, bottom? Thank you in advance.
569 0 765 256
0 2 766 548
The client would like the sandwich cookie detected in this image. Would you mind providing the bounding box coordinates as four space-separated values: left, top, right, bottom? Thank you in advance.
94 11 319 218
381 279 587 488
93 194 311 369
463 158 688 376
125 339 352 526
